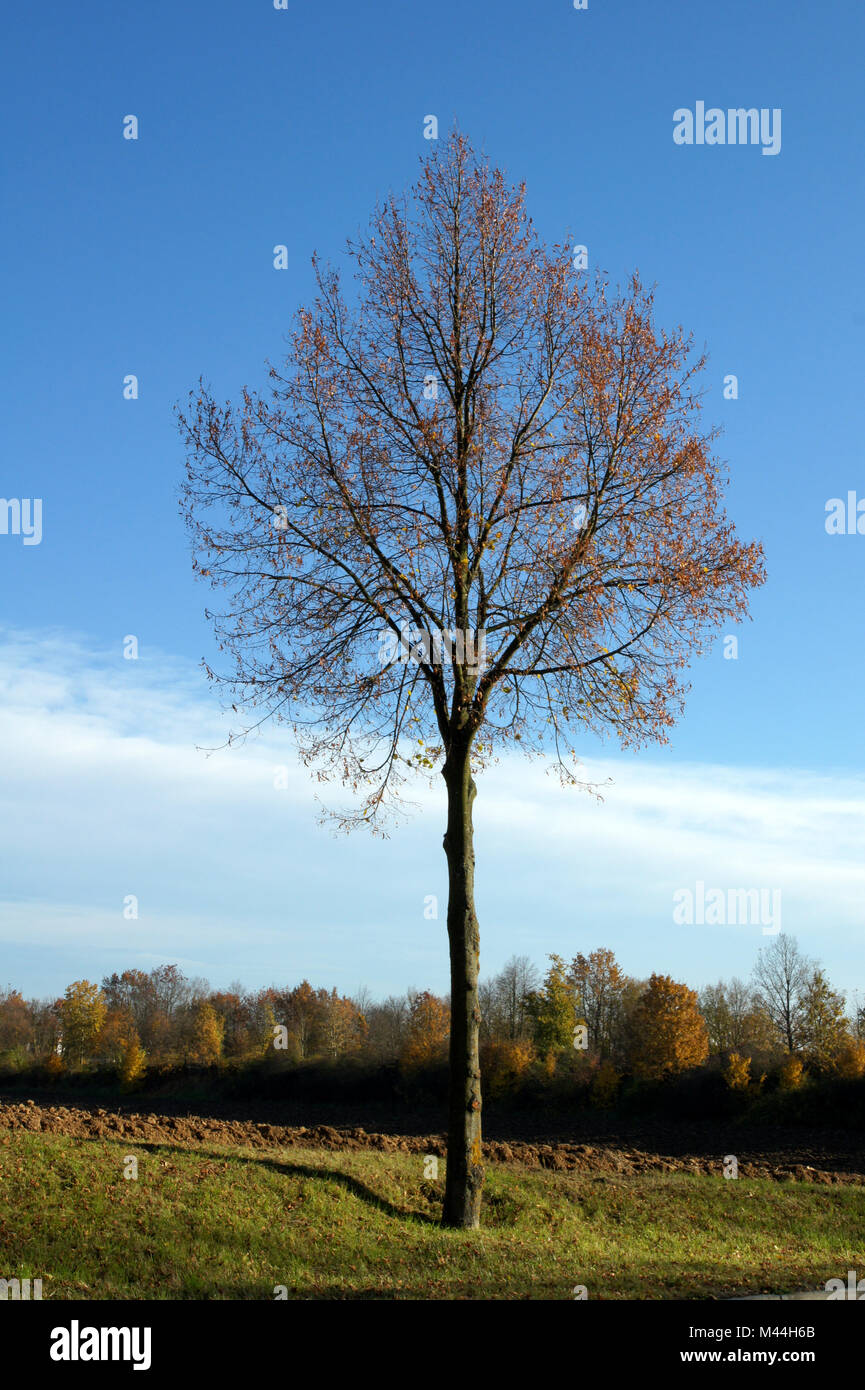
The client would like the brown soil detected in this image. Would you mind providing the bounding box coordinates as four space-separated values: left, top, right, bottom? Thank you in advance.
1 1097 862 1186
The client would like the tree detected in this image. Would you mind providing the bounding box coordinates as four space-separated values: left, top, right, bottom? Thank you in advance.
570 948 627 1057
30 999 62 1060
798 968 848 1074
628 974 709 1079
699 976 776 1058
102 970 157 1044
190 1002 224 1065
178 132 764 1226
751 934 813 1053
609 976 648 1065
98 1006 139 1065
526 954 577 1052
271 981 322 1059
723 1052 751 1091
59 980 107 1066
401 990 450 1067
0 988 34 1056
208 991 252 1057
102 964 194 1056
318 988 365 1058
119 1035 148 1088
363 993 410 1060
482 955 539 1042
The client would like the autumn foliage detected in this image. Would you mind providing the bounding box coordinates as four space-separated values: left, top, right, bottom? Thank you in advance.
723 1052 752 1091
400 991 450 1069
0 935 861 1124
629 974 709 1080
176 129 767 1228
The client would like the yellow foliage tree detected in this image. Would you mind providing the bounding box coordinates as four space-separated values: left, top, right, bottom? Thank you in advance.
98 1007 139 1065
833 1037 865 1079
724 1052 751 1091
400 991 450 1068
119 1035 148 1088
779 1053 805 1089
59 980 107 1066
191 1003 224 1065
480 1039 535 1098
629 974 709 1080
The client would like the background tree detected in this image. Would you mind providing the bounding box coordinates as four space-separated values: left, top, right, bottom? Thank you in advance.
363 993 410 1061
269 980 322 1059
751 933 813 1054
699 976 776 1059
0 988 35 1058
798 968 848 1074
190 1002 224 1065
525 954 577 1052
570 948 627 1057
98 1006 139 1066
628 973 709 1079
102 970 157 1046
723 1052 751 1091
400 990 450 1068
609 976 647 1065
318 988 366 1058
480 954 538 1042
30 999 62 1060
102 964 197 1059
208 990 253 1058
178 132 764 1226
59 980 106 1066
119 1034 148 1089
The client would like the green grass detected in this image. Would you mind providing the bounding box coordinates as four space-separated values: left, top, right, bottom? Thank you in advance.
0 1130 862 1299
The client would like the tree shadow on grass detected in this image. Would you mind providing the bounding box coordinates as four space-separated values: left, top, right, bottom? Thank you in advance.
250 1155 439 1226
111 1138 438 1226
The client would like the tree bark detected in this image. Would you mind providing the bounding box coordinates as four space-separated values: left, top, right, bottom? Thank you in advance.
441 739 484 1228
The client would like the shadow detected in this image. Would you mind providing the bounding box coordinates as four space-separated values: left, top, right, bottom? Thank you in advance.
92 1136 438 1226
249 1155 439 1226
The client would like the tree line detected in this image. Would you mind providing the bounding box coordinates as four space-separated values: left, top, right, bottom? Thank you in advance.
1 935 862 1093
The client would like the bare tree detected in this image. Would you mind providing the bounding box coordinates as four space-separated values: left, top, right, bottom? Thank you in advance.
483 954 539 1041
699 976 776 1057
751 934 814 1053
497 955 539 1041
178 132 764 1226
364 994 409 1060
351 984 374 1019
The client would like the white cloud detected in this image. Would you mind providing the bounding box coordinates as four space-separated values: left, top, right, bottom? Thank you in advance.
1 628 863 998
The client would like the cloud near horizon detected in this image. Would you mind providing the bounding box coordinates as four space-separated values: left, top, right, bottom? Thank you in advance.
1 628 863 1003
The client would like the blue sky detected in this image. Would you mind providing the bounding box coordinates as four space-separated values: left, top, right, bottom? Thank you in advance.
1 0 863 1004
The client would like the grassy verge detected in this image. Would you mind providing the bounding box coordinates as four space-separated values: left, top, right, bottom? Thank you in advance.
0 1129 861 1299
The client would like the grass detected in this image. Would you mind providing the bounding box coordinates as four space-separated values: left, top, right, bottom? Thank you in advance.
0 1129 862 1299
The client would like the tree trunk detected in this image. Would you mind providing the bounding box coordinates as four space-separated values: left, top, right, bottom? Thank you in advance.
441 740 484 1228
